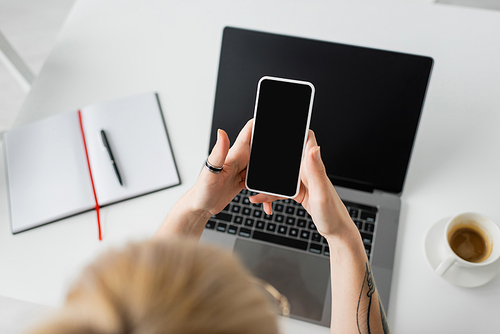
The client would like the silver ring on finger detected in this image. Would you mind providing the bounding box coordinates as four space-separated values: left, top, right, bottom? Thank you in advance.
205 159 223 174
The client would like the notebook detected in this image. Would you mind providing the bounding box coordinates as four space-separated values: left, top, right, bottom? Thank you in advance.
202 27 433 326
4 92 180 235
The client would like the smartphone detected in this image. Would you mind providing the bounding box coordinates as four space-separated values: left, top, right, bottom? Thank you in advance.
245 76 315 198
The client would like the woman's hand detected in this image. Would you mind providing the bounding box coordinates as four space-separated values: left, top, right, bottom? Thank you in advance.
190 119 253 216
249 130 353 239
155 120 253 240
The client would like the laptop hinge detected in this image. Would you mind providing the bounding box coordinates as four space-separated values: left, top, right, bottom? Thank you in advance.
372 189 402 198
329 175 375 193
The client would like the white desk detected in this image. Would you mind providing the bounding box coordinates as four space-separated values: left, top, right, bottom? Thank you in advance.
1 0 500 332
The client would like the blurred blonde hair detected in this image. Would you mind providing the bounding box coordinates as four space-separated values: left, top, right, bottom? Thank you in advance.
28 238 279 334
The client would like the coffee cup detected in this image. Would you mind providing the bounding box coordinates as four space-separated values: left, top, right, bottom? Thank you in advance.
435 212 500 276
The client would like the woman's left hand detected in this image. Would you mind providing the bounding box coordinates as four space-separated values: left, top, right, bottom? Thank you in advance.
191 119 253 216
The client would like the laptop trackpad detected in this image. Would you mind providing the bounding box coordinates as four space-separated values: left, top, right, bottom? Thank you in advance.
234 239 330 321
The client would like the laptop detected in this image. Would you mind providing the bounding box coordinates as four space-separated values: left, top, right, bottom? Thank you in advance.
201 27 433 327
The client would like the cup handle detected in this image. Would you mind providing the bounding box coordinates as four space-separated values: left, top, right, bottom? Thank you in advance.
435 255 456 276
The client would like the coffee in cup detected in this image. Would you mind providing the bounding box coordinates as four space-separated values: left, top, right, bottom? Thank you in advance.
435 212 500 276
448 223 491 263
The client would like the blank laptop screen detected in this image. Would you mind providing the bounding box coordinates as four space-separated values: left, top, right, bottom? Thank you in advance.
210 27 433 194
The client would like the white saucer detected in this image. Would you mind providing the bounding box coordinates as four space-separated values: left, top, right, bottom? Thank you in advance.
424 217 500 288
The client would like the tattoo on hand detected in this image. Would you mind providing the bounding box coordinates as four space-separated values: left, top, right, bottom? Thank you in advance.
366 264 375 298
357 263 390 334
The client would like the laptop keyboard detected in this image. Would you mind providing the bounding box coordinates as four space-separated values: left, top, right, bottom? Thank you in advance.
205 189 378 260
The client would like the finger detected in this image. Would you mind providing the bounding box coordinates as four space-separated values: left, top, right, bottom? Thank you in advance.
232 118 254 149
249 193 284 204
308 145 326 175
238 169 247 188
263 202 273 215
306 146 331 194
300 130 319 187
304 129 319 153
207 129 230 169
227 119 254 172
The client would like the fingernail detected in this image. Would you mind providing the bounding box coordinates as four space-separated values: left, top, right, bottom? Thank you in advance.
217 129 221 142
313 146 321 161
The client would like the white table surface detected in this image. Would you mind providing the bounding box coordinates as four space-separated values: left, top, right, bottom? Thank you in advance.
1 0 500 332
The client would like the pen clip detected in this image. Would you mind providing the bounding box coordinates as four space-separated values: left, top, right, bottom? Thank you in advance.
99 129 107 151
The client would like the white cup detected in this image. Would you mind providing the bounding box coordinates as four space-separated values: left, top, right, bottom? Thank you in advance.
435 212 500 276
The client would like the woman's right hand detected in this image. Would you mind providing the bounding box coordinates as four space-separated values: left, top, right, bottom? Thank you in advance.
251 131 388 334
249 130 353 239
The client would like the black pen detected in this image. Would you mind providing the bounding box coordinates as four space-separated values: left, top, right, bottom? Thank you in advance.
100 129 123 186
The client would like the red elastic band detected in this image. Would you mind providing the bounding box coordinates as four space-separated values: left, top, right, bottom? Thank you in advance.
78 110 102 241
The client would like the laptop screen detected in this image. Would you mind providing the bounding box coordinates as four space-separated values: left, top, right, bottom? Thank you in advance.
210 27 433 194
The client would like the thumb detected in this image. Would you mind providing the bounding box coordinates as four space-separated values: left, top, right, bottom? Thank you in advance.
306 146 330 191
308 146 326 176
207 129 230 169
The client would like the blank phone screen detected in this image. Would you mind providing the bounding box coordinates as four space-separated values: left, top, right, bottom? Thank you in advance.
246 78 313 197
